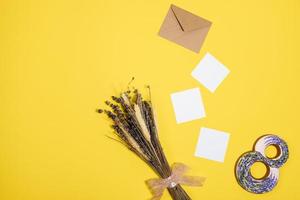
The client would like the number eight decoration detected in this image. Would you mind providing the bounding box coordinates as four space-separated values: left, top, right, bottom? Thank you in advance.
235 134 289 194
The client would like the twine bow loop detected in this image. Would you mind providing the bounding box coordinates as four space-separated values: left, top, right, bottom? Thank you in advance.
146 163 206 200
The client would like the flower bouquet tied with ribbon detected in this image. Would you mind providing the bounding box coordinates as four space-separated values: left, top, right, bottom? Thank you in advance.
97 81 205 200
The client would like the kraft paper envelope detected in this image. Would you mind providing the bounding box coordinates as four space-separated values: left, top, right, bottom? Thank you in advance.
158 4 212 53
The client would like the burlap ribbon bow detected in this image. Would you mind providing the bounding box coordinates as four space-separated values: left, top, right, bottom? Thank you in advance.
146 163 206 200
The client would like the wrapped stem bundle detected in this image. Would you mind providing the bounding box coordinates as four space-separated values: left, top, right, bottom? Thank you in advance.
98 84 205 200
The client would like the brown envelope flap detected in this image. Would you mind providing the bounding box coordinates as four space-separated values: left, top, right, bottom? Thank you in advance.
171 4 212 32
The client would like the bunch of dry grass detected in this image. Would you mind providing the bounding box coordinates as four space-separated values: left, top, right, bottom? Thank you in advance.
97 80 192 200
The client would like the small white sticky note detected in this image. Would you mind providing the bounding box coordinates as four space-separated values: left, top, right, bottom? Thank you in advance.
195 127 230 162
170 88 205 124
191 53 230 93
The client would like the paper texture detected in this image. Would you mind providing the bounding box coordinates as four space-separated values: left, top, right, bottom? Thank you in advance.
170 88 205 124
195 127 230 162
191 53 230 92
158 4 212 53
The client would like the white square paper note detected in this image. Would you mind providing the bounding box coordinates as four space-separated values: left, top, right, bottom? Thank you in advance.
170 88 205 124
191 53 230 93
195 127 230 162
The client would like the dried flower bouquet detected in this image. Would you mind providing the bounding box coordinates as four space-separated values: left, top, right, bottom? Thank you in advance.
98 82 205 200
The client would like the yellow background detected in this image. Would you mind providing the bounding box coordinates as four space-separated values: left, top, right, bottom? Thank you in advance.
0 0 299 199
